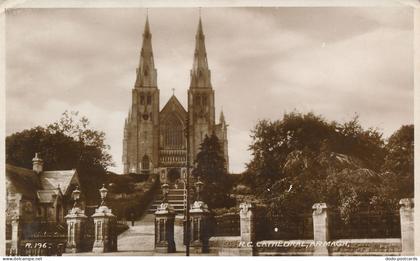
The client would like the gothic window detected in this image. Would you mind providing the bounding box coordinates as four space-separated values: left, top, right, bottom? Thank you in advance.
162 113 185 149
142 155 150 170
147 95 152 105
140 95 145 105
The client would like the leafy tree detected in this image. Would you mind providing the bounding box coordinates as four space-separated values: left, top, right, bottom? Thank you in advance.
46 110 113 170
379 125 414 202
6 111 113 204
244 112 402 226
192 133 234 209
6 126 79 170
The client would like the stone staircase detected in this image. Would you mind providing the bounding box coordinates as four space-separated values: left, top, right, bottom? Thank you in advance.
147 188 186 214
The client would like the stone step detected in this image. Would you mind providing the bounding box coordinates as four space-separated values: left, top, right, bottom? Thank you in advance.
153 199 185 203
155 195 185 200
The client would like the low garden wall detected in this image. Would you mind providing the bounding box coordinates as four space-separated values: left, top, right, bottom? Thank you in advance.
208 199 414 256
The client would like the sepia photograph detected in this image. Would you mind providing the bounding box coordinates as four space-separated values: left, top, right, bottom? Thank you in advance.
3 1 416 257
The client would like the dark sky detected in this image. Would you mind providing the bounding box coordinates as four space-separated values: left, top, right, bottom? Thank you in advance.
6 7 413 173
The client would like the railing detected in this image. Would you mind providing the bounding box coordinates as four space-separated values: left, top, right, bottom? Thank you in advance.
211 213 240 237
16 222 67 256
329 208 400 239
255 210 313 241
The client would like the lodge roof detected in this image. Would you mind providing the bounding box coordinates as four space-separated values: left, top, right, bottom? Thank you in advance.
6 164 78 201
39 169 77 196
6 164 41 199
36 189 61 204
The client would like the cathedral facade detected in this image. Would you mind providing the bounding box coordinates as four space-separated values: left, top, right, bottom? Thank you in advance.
122 17 229 179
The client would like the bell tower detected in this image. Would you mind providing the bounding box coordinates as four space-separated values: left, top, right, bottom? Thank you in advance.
123 16 160 174
187 18 216 162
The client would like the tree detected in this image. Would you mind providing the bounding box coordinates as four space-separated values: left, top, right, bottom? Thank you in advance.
46 110 113 170
244 112 397 226
192 134 234 209
6 111 114 204
380 125 414 201
6 126 80 170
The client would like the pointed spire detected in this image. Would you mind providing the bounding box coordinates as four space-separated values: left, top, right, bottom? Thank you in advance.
219 109 225 123
144 13 151 36
219 110 225 124
135 14 157 88
190 15 212 88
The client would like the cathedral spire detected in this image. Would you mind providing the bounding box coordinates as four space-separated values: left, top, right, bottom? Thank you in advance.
219 110 226 124
135 14 157 88
190 17 212 88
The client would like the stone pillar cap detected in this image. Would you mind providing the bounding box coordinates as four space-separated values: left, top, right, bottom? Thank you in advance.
155 203 175 215
92 205 116 218
190 201 209 213
65 207 87 219
239 202 254 213
399 198 414 208
312 202 328 209
312 203 328 215
32 152 43 162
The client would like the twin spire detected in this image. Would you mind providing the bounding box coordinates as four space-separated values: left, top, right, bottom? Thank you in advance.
135 15 211 89
135 16 157 87
190 18 212 88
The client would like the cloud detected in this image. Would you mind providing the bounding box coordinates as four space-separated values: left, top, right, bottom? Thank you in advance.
6 7 413 174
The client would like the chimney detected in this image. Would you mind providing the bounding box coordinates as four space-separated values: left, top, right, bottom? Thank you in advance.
32 153 44 174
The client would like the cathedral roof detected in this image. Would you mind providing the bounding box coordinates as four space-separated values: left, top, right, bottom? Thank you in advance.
160 95 187 117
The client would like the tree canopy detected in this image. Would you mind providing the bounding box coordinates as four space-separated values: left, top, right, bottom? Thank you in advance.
6 111 114 203
243 112 413 224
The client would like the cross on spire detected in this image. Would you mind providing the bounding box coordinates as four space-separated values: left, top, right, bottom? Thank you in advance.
172 88 175 96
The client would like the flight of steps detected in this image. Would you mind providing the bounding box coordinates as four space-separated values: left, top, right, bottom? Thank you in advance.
147 188 186 214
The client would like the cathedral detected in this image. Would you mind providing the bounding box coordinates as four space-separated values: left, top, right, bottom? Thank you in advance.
122 16 229 181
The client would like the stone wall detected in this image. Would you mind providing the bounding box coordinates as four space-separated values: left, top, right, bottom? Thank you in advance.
208 200 413 256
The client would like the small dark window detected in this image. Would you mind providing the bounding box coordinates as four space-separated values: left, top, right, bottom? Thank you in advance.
202 95 207 106
140 95 145 105
142 155 150 170
195 95 201 105
147 95 152 105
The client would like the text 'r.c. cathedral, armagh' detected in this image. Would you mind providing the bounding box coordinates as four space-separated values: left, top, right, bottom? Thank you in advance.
122 16 229 179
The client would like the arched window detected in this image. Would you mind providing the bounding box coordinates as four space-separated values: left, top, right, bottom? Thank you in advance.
142 155 150 170
162 113 185 149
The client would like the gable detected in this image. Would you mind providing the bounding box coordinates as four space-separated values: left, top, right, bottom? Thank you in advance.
160 95 187 122
39 169 77 196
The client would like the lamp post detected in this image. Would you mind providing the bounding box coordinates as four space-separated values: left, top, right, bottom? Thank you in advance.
185 114 191 256
72 186 81 208
195 178 204 202
162 183 170 204
99 184 108 207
